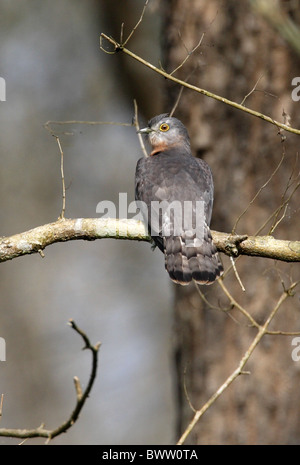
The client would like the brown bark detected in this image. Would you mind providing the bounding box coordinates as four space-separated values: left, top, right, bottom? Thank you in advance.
163 0 300 444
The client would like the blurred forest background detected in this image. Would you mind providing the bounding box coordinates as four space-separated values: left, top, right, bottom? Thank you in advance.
0 0 172 445
0 0 299 445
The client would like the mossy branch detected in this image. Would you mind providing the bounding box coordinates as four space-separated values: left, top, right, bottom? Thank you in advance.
0 218 299 264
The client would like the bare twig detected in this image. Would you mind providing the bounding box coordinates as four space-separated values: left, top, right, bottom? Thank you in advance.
133 99 148 157
240 74 264 106
218 278 260 328
54 136 66 219
0 320 101 442
268 153 300 234
232 150 285 234
269 204 288 234
193 281 248 328
99 1 149 52
73 376 83 402
256 181 300 236
193 281 227 312
44 120 132 136
0 394 3 421
177 281 299 445
99 34 300 136
183 367 197 414
170 66 201 116
198 275 300 336
170 32 205 76
170 85 185 117
230 256 246 291
122 0 149 47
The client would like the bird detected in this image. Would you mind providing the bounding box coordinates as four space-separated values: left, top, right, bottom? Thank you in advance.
135 113 223 285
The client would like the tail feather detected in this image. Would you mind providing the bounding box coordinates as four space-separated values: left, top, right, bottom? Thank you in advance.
163 225 223 285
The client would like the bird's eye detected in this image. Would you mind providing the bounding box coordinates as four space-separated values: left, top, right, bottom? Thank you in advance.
159 123 170 132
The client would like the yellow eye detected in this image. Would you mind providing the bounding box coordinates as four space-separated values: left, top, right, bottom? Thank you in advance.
159 123 169 132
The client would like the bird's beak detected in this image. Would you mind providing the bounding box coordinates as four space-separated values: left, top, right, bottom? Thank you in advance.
137 127 152 134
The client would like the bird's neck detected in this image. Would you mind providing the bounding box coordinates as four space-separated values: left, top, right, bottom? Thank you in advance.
150 141 191 157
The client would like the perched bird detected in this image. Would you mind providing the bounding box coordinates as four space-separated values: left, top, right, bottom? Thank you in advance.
135 113 223 285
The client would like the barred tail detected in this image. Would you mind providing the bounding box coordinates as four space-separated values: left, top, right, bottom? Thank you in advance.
163 225 223 285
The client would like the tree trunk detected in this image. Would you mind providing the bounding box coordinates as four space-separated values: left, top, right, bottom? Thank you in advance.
163 0 300 444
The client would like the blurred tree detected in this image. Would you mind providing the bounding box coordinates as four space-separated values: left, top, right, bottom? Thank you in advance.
100 0 163 117
162 0 300 444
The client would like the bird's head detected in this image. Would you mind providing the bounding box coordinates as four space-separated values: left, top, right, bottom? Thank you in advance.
138 114 191 156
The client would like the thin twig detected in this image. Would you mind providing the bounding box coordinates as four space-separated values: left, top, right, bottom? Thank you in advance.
170 66 200 116
44 120 132 136
99 34 300 136
256 180 300 236
268 153 300 234
240 74 264 106
183 367 196 413
193 281 227 312
120 22 124 45
218 278 259 328
177 282 298 444
73 376 83 402
170 32 205 76
230 256 246 291
122 0 149 47
133 99 148 157
0 394 3 421
232 150 285 234
269 204 288 234
54 136 66 220
0 320 101 442
170 86 185 117
193 280 247 327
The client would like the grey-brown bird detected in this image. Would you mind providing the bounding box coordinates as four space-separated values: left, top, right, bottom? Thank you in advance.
135 114 223 285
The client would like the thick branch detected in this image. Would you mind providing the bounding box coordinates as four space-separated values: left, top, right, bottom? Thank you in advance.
0 218 299 263
213 231 300 262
